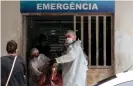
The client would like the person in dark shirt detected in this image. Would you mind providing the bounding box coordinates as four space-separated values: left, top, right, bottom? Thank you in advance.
1 40 26 86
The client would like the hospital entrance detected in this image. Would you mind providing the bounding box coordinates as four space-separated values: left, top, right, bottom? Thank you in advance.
25 13 114 86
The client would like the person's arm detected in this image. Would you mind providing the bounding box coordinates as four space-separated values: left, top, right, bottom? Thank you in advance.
29 61 42 76
55 47 76 63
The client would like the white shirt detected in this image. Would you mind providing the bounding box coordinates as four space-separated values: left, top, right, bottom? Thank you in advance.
30 54 50 76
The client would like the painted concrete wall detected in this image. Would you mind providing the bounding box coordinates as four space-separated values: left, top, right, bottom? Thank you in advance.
1 1 23 56
115 1 133 73
1 1 133 86
88 68 114 86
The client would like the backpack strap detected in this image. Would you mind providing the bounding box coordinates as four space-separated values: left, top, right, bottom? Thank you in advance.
5 56 17 86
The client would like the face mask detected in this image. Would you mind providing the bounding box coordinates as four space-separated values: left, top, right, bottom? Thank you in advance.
65 38 73 44
33 53 39 57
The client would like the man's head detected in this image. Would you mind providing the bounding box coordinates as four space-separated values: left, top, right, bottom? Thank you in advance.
65 30 76 44
6 40 17 54
31 48 39 57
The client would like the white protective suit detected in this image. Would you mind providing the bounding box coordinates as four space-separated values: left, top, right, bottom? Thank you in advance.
30 54 50 76
55 40 88 86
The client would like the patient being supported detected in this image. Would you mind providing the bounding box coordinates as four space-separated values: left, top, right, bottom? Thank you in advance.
38 63 62 86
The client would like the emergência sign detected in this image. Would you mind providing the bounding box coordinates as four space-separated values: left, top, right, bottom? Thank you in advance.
37 2 98 11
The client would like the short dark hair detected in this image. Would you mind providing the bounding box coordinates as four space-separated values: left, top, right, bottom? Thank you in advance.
6 40 17 53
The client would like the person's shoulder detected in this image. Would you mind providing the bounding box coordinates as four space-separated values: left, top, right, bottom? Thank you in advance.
39 53 45 57
75 40 82 44
1 56 9 61
17 56 25 62
17 56 24 59
39 54 50 60
38 54 45 59
1 56 7 58
74 40 83 47
1 56 12 66
70 40 80 47
1 55 11 60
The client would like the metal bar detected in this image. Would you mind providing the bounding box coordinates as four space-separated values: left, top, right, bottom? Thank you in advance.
88 66 112 69
104 16 107 66
33 21 77 23
74 16 76 34
88 16 91 66
22 13 113 16
96 16 99 66
81 16 84 46
111 16 113 66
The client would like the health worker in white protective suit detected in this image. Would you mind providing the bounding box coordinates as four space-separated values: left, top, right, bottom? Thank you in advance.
50 30 88 86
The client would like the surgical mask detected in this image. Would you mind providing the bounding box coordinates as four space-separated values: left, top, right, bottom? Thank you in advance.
65 38 73 44
34 53 39 57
